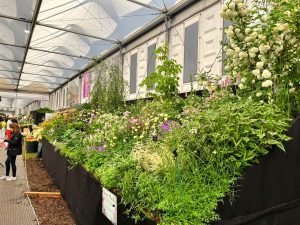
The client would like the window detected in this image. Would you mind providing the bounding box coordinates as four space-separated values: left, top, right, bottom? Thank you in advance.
147 43 156 90
130 53 137 94
183 22 199 83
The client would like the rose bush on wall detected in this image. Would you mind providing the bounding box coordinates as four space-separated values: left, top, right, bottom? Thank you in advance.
41 1 299 224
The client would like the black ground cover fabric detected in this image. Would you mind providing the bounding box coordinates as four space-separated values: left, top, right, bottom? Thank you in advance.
42 116 300 225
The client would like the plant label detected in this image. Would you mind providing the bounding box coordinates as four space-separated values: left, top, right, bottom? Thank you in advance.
102 187 117 225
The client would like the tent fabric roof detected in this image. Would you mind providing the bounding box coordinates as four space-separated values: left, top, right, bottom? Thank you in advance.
0 0 180 110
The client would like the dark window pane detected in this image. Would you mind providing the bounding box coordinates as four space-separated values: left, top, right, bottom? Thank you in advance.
130 53 137 94
147 43 156 90
183 22 199 83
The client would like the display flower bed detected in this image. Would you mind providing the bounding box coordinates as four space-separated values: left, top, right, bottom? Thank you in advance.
25 136 38 153
42 116 300 225
40 0 300 223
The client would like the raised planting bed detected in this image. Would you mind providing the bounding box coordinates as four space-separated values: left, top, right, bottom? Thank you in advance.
42 139 156 225
42 116 300 225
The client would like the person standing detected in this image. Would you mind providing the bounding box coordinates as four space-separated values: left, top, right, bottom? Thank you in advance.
0 123 23 181
6 118 13 140
1 119 6 139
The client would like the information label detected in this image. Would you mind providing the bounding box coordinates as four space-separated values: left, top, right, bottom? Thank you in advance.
102 187 117 225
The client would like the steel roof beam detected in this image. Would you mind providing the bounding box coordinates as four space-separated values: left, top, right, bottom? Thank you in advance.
0 77 61 85
0 88 49 96
0 69 68 80
0 13 117 43
0 13 31 23
16 0 43 90
36 22 117 43
0 42 91 59
29 47 92 59
126 0 166 13
0 42 24 48
0 58 79 71
24 62 80 71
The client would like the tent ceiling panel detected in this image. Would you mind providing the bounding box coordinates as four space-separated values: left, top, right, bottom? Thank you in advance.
0 0 181 103
26 49 89 70
0 60 20 71
0 45 24 61
0 18 28 46
18 85 54 92
0 91 49 100
0 71 19 79
0 0 37 19
21 73 68 83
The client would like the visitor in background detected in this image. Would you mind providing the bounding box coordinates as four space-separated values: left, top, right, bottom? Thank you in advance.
0 123 23 181
6 118 13 140
1 119 6 139
12 115 18 124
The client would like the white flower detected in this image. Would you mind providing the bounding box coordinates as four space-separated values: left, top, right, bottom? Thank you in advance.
262 80 273 88
252 69 260 77
234 47 240 53
256 62 264 69
250 32 258 39
289 81 294 87
258 35 267 41
259 44 270 54
262 70 272 79
229 2 236 9
262 15 268 21
245 28 251 34
241 78 246 83
251 80 255 84
256 92 262 97
237 2 245 9
239 83 245 89
239 51 248 59
253 27 262 33
249 53 256 58
275 23 284 32
250 47 259 53
289 88 296 93
289 37 297 44
226 49 235 57
226 29 235 38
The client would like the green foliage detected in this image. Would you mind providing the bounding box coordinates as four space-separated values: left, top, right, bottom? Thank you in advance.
91 61 126 113
140 45 182 100
41 94 291 225
37 107 54 113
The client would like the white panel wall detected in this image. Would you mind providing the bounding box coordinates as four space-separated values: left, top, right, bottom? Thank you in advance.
124 33 165 101
200 3 222 77
48 1 223 108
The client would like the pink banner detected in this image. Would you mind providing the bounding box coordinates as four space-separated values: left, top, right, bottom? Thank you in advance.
82 72 90 98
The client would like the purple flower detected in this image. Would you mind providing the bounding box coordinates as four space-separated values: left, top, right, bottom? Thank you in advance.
90 145 106 152
160 121 171 131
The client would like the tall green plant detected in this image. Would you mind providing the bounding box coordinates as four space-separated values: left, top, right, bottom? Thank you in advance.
91 61 126 113
140 45 182 100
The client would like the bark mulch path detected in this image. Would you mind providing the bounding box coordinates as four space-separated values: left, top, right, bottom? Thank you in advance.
26 159 76 225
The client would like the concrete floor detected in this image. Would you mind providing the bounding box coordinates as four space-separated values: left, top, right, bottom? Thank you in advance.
0 147 38 225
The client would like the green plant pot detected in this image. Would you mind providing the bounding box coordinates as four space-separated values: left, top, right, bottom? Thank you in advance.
26 141 38 153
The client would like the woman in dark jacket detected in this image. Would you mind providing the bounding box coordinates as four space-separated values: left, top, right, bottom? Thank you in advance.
0 123 23 181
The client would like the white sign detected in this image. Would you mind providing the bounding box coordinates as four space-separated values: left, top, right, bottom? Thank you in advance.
102 187 117 225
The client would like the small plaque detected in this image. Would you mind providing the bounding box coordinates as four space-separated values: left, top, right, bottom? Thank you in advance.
102 187 117 225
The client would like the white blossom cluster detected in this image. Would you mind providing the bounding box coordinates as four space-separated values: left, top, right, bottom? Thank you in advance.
221 0 299 97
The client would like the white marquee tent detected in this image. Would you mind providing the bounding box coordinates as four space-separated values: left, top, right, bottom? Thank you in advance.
0 0 182 113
